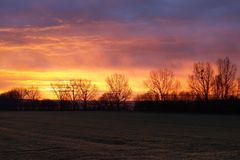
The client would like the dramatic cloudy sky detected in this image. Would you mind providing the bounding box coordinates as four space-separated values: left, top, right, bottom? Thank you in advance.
0 0 240 98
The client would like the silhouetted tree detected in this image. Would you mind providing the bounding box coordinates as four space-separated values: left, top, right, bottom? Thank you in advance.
51 81 69 108
188 62 214 101
13 88 28 99
145 69 179 101
216 57 237 99
0 88 28 110
51 80 97 110
70 79 97 109
99 92 115 110
68 80 80 101
105 74 132 110
25 86 41 101
64 80 81 108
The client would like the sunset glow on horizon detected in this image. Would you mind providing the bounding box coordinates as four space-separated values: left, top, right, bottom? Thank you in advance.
0 0 240 99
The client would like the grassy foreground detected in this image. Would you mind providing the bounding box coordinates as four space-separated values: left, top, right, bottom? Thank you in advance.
0 112 240 160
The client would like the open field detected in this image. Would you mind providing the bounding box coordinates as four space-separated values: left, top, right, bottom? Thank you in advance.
0 112 240 160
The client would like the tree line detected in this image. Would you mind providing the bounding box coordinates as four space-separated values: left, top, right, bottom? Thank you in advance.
0 57 240 112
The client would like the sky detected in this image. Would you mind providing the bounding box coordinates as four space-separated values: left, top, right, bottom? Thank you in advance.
0 0 240 99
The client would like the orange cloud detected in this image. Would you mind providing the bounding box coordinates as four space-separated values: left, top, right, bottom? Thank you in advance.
0 13 239 99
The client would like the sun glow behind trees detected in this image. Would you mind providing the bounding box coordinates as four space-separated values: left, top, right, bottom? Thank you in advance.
0 57 239 100
0 69 152 99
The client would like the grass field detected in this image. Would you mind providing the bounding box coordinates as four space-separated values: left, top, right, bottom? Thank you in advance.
0 112 240 160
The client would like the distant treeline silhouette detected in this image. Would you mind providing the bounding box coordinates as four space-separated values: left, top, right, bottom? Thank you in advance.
0 57 240 113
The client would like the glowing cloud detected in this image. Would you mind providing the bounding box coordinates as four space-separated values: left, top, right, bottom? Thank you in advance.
0 0 239 98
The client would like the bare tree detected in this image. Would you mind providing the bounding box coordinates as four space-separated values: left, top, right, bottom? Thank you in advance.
70 79 97 109
66 80 81 107
216 57 237 99
105 74 132 110
12 88 28 100
2 88 29 110
51 80 97 109
25 86 41 101
145 69 179 101
8 87 40 101
51 81 69 101
188 62 214 101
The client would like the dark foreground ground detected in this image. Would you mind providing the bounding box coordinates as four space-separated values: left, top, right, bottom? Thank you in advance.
0 112 240 160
